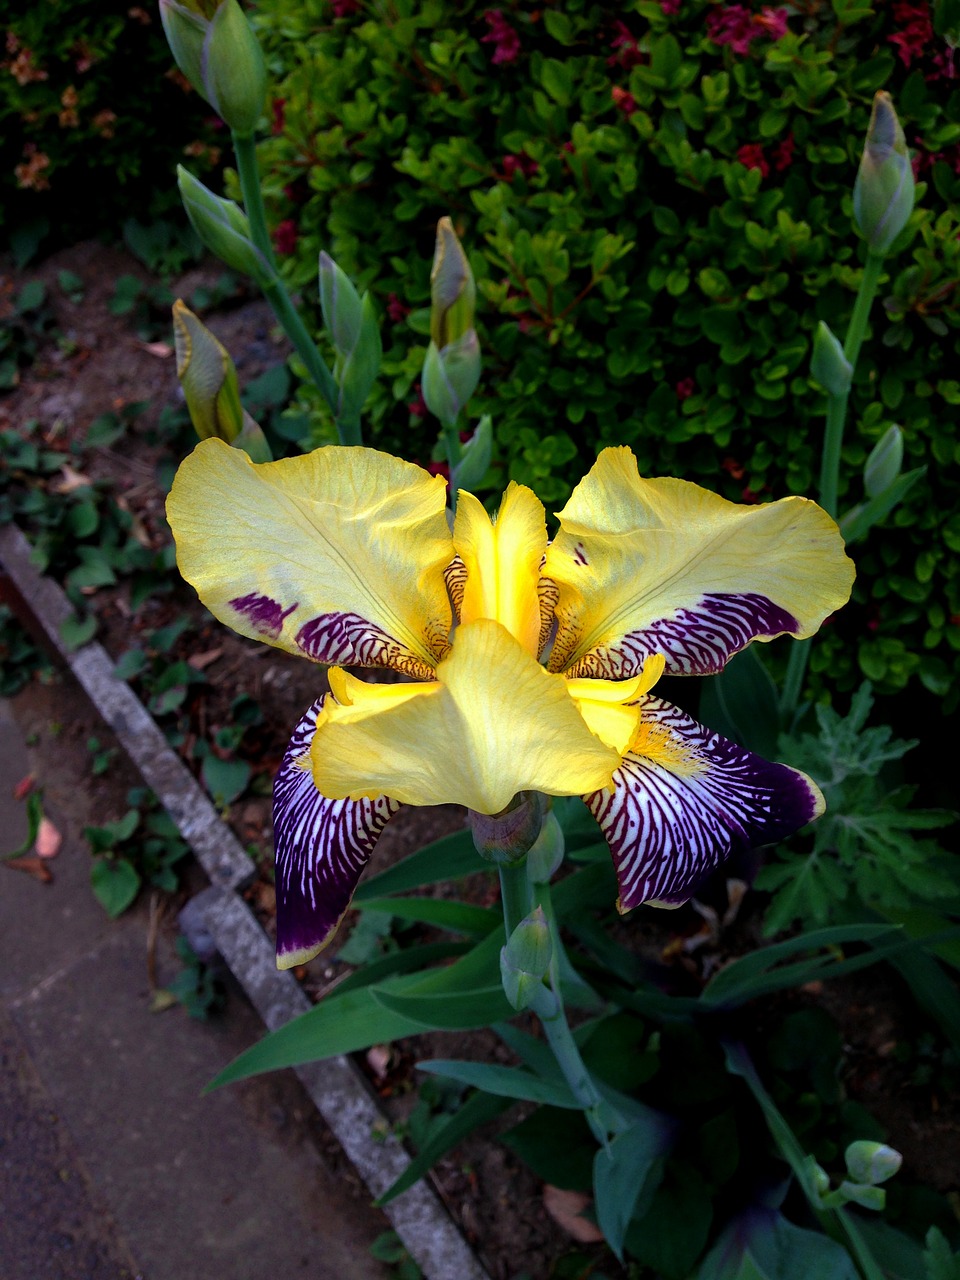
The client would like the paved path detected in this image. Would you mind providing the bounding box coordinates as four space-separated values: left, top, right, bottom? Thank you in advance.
0 692 390 1280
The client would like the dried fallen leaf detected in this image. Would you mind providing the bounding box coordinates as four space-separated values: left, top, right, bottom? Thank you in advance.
35 816 62 859
143 341 174 359
542 1186 604 1243
3 854 54 883
366 1044 393 1081
55 463 93 494
12 773 35 802
187 648 224 671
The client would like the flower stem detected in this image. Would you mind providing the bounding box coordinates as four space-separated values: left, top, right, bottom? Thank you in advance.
498 860 532 938
232 129 355 443
442 416 463 509
782 251 885 719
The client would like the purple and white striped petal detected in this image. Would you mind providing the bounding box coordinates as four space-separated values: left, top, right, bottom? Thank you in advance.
584 696 823 912
273 696 400 969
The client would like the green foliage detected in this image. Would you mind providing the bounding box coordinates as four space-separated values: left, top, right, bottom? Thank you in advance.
159 936 225 1020
0 0 219 245
85 786 191 915
254 0 960 701
758 685 958 933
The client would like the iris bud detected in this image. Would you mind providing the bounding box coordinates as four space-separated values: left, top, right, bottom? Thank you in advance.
450 414 492 494
178 167 273 286
173 300 271 462
525 809 565 884
160 0 266 134
318 252 381 421
863 425 903 498
853 92 915 256
845 1140 903 1186
422 217 481 427
470 791 546 865
811 321 852 396
500 906 557 1015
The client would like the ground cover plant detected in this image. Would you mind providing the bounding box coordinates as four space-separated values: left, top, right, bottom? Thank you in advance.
144 2 960 1276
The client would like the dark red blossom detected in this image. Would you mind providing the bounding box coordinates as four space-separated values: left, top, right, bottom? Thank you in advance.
502 152 539 180
408 385 427 418
481 10 521 65
273 219 298 255
611 85 637 116
386 293 410 324
722 457 746 480
737 142 770 178
608 21 645 69
330 0 361 16
661 0 682 14
888 0 932 68
772 131 795 171
706 4 789 55
271 98 285 134
675 377 696 402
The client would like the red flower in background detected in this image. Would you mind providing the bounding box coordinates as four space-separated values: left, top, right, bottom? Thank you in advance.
481 10 521 65
676 377 696 402
889 0 932 67
772 132 795 171
502 153 539 180
387 293 411 324
611 85 637 116
737 143 770 178
608 21 644 69
273 219 298 255
707 4 789 55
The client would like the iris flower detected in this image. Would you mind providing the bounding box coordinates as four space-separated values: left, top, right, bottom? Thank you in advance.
167 440 854 968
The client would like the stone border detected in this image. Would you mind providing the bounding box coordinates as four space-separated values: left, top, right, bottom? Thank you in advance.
0 523 489 1280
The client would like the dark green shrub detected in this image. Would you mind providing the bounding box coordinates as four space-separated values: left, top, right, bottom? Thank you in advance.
0 0 219 243
251 0 960 705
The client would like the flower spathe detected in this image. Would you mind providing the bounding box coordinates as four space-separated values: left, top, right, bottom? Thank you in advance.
167 440 854 968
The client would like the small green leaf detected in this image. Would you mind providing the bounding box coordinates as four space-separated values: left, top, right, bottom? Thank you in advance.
60 613 97 652
90 858 141 917
417 1058 578 1108
201 755 250 806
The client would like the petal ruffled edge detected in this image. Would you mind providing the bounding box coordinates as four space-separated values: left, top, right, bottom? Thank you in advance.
273 696 400 968
584 696 823 912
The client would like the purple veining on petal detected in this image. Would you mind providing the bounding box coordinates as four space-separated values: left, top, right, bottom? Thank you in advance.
573 542 588 566
569 591 800 679
273 696 400 965
295 610 439 678
584 695 821 912
229 592 298 640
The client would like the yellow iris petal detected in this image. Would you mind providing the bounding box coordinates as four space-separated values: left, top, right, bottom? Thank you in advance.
452 484 548 656
166 438 454 677
567 654 665 755
545 446 855 677
309 619 619 813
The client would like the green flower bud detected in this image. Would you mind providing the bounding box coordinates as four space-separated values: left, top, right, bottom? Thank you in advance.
430 216 475 349
421 331 481 428
500 906 557 1014
845 1140 903 1186
811 321 853 396
318 251 364 359
337 292 382 423
172 299 272 461
853 92 915 256
470 791 546 866
863 425 903 499
838 1181 886 1212
451 414 493 495
178 167 273 286
160 0 266 134
525 809 565 884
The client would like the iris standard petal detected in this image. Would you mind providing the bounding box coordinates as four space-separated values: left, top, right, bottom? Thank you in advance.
166 438 454 678
309 619 620 814
545 446 855 678
584 695 824 912
273 696 400 968
449 483 548 657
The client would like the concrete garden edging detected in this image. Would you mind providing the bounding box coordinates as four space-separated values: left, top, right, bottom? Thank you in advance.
0 522 490 1280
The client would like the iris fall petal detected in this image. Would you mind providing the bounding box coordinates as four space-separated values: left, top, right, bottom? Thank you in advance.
273 696 401 968
584 695 824 912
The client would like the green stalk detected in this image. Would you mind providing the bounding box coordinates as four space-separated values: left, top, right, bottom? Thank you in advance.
232 128 358 444
498 860 532 938
442 417 463 509
782 251 885 718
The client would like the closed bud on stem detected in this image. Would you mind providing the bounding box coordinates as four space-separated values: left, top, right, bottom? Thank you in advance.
811 321 852 396
160 0 266 133
500 906 557 1015
853 92 915 256
470 791 546 866
863 425 903 498
421 331 481 428
173 300 271 461
178 167 273 286
845 1140 903 1186
525 809 565 884
430 216 475 349
318 253 381 421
